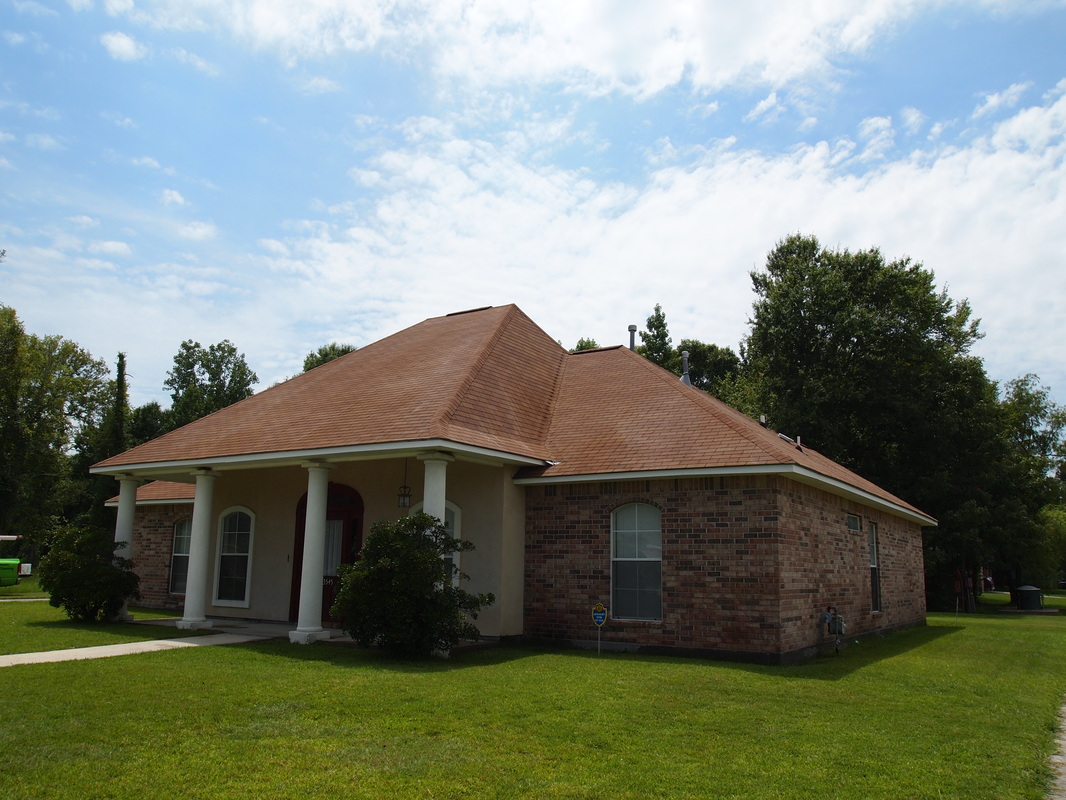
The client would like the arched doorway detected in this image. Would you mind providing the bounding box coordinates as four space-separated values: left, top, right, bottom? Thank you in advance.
289 483 364 625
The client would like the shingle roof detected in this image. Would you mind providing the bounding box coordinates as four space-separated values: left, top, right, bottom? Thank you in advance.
94 304 930 522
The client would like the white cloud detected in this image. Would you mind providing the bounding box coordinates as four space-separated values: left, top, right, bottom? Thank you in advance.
4 32 27 46
0 156 12 170
98 1 937 99
88 240 133 256
131 155 161 168
745 92 783 123
172 47 218 75
100 31 148 61
25 133 62 150
856 116 894 160
176 221 218 241
13 1 58 16
298 75 342 94
972 82 1031 119
67 215 99 228
901 106 926 135
161 189 186 206
67 0 94 10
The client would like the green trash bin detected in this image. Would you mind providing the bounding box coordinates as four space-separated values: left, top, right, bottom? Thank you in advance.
1016 585 1043 610
0 558 20 588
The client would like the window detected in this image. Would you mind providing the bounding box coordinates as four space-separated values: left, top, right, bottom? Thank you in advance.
611 503 662 621
868 521 881 612
215 509 253 607
848 514 882 613
169 518 191 594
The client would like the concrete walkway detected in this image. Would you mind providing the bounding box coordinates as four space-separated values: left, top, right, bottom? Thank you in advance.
0 632 267 668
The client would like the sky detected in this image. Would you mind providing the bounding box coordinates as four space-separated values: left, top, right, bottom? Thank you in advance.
2 1 1065 408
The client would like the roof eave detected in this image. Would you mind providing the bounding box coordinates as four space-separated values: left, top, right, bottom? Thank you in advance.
90 438 548 480
514 464 937 527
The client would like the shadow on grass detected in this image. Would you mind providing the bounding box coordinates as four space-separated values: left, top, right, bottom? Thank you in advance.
225 620 966 681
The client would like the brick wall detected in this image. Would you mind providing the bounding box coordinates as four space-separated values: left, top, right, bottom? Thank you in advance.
129 504 192 611
524 475 925 663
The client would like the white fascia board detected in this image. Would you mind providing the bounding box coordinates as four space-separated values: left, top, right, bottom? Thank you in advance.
514 464 937 527
90 438 546 478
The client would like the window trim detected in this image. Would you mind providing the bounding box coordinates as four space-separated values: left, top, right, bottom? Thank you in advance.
610 502 663 622
868 520 881 613
169 517 192 595
213 506 254 608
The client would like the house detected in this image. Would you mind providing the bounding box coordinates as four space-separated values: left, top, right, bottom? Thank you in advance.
94 304 933 664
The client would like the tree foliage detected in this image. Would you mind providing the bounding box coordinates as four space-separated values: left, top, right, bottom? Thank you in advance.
739 234 1066 606
0 305 110 543
572 337 600 352
634 304 739 396
331 513 495 657
303 342 356 372
164 339 258 429
36 523 140 622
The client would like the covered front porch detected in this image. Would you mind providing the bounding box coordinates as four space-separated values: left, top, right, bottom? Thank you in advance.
99 443 533 645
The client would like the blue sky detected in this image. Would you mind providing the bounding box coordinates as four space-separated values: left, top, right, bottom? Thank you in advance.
2 1 1065 408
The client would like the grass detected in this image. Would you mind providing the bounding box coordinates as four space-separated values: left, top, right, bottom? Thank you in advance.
0 575 48 598
1 609 1064 799
0 599 187 655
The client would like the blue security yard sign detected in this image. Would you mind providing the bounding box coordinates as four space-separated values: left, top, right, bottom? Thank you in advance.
592 603 607 626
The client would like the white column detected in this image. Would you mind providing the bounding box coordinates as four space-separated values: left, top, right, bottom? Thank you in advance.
110 476 139 621
418 452 454 522
177 470 216 630
290 463 333 644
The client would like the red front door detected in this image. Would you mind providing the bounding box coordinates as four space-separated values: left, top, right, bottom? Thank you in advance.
289 483 364 625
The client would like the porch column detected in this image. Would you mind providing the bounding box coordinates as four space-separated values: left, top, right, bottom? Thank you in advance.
290 462 333 644
418 452 454 522
110 475 139 621
177 470 216 630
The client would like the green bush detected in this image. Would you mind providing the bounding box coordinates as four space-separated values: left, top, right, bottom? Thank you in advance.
36 524 140 622
331 513 495 657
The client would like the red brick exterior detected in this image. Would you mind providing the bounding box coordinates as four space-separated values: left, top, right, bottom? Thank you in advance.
524 475 926 663
128 503 191 611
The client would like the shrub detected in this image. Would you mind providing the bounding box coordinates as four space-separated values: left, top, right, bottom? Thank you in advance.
36 524 140 622
331 513 495 657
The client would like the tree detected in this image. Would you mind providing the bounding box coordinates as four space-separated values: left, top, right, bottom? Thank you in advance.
572 337 599 352
36 523 139 622
637 304 676 370
331 513 495 657
738 234 1023 608
128 400 170 446
0 305 110 544
303 342 356 372
164 339 258 429
677 338 739 395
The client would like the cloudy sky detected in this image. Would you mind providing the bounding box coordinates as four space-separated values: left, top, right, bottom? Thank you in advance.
2 1 1064 408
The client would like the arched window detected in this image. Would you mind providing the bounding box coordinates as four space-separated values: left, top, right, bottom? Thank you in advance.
611 503 662 621
215 508 254 607
410 501 461 587
169 518 191 594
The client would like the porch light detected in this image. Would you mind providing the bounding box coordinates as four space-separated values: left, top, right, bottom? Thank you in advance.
397 459 412 508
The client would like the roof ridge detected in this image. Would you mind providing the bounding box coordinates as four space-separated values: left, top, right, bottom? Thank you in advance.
431 305 516 435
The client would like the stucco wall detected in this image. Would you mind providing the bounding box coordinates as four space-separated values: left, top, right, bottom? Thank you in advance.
524 475 926 662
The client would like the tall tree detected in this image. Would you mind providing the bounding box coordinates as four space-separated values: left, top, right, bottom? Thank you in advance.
637 304 676 370
0 305 110 542
303 342 356 372
164 339 258 429
739 234 1019 607
677 338 740 395
572 337 599 352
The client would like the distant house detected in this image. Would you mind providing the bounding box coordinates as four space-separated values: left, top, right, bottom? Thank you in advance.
95 304 932 664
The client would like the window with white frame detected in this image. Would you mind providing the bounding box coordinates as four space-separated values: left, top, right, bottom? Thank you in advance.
868 520 881 612
611 503 662 621
169 518 191 594
411 501 461 587
215 508 253 606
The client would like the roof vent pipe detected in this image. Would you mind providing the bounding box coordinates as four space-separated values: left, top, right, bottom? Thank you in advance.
628 324 637 351
680 350 692 386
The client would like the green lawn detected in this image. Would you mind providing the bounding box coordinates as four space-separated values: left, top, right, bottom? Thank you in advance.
0 599 186 655
0 575 48 598
1 607 1064 800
